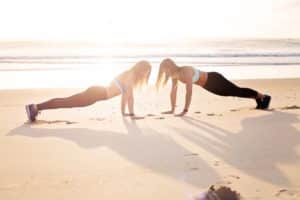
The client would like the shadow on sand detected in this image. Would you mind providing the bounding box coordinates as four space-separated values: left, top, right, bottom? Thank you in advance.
178 111 300 186
8 111 299 187
8 118 219 187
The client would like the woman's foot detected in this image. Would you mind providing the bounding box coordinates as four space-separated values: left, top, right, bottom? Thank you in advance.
256 95 271 109
261 95 271 109
256 98 262 109
25 104 38 122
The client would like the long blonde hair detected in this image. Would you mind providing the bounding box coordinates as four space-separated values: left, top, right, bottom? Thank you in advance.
129 60 152 88
155 58 179 90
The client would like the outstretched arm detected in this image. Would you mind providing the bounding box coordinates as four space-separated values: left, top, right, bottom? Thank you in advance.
176 81 192 116
127 86 134 115
121 86 135 116
162 78 178 114
125 87 144 120
121 92 128 115
121 87 143 119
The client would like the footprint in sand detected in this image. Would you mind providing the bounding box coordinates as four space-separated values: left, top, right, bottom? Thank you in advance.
216 180 232 185
0 184 21 190
65 121 77 124
207 113 216 116
34 120 78 125
63 179 72 184
213 161 220 166
90 118 105 122
184 153 200 172
146 114 156 117
216 175 241 186
280 105 300 110
194 111 201 114
220 175 241 183
207 113 223 117
227 175 240 180
275 189 299 197
155 117 165 120
230 109 239 112
184 153 199 157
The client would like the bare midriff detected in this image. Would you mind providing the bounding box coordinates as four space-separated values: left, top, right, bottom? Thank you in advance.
195 71 208 86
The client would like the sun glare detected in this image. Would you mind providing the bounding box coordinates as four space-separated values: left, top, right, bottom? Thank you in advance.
0 0 299 43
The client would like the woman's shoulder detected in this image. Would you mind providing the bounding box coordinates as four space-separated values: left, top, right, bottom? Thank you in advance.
117 70 129 79
118 71 134 85
180 66 194 75
179 65 194 71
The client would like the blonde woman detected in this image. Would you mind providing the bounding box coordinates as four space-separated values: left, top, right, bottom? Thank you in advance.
156 58 271 116
26 60 151 122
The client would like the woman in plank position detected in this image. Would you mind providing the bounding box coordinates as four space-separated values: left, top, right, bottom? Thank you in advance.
26 60 151 121
156 58 271 116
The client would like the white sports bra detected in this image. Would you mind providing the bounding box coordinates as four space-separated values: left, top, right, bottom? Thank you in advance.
192 68 201 83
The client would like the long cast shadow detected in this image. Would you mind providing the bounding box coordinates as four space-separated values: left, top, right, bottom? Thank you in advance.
177 111 300 186
7 117 219 187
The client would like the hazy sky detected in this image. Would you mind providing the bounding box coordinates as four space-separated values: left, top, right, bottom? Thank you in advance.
0 0 299 42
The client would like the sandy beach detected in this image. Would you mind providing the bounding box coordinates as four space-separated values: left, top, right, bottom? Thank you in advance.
0 78 299 200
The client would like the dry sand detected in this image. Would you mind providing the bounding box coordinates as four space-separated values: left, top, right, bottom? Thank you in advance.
0 78 299 200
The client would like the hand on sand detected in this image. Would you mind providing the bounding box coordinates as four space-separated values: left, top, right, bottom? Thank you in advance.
122 113 144 120
175 111 187 117
161 110 174 114
131 116 145 120
122 113 133 117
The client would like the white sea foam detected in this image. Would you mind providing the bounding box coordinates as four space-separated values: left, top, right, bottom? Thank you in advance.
0 39 300 88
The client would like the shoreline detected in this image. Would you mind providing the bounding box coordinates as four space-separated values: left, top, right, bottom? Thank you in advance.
0 77 299 91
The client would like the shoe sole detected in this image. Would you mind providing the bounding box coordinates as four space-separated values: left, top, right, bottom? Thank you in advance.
25 105 31 121
25 105 35 122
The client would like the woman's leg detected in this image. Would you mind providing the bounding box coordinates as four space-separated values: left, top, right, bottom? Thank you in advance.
37 86 108 110
203 72 260 98
202 72 271 109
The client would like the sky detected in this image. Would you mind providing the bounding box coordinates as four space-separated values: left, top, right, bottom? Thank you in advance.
0 0 299 42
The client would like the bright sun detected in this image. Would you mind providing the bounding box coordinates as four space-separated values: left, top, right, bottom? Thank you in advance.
0 0 299 42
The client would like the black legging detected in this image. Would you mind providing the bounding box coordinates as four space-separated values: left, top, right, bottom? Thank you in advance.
37 86 108 110
203 72 258 98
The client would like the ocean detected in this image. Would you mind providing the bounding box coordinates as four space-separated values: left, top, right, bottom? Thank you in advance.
0 39 300 89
